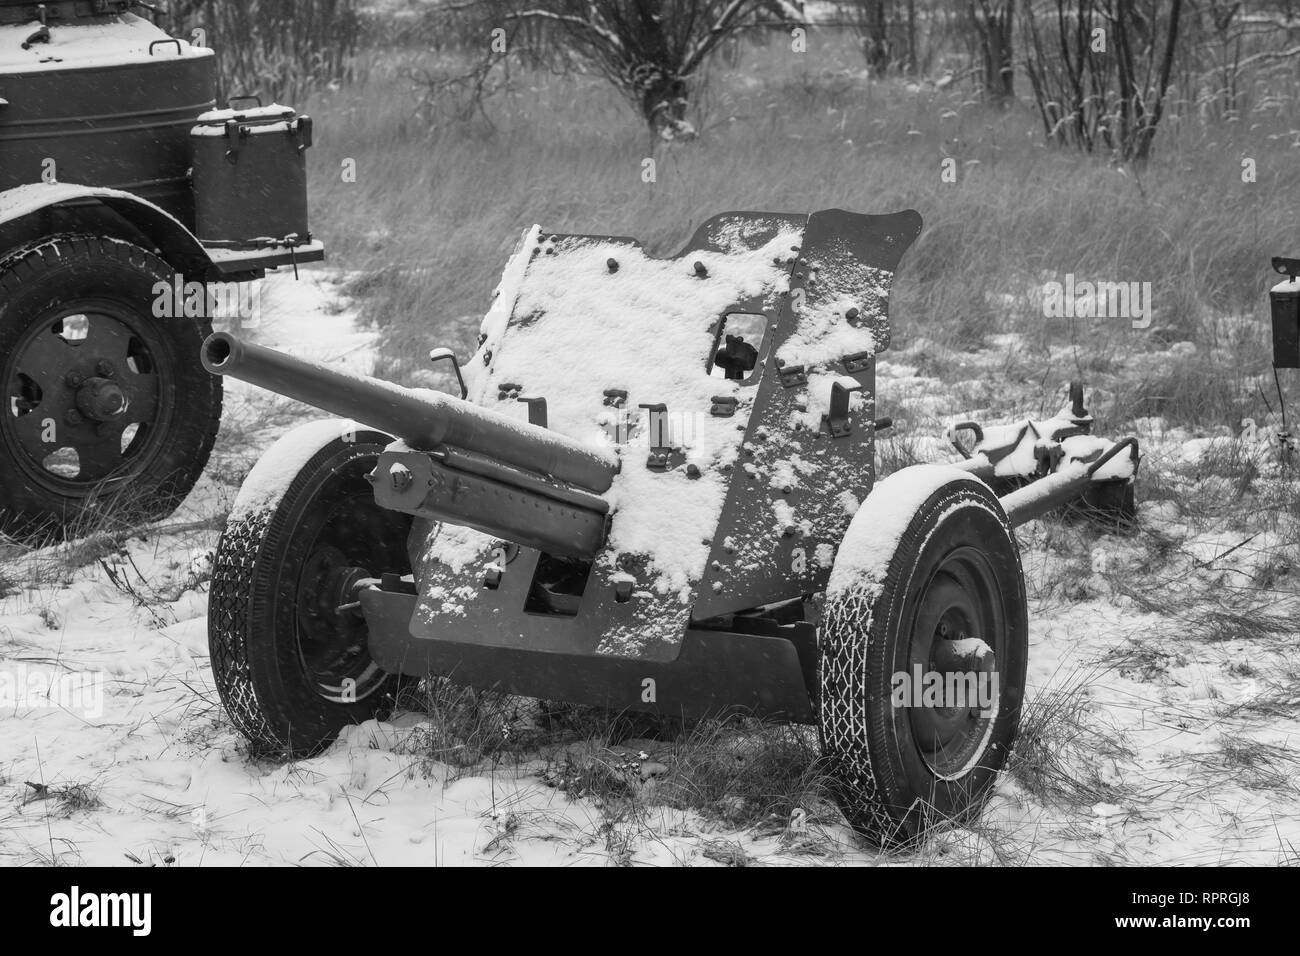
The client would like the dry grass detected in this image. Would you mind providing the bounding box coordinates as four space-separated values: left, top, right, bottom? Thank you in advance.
299 29 1292 436
540 716 841 837
389 684 850 854
1228 661 1300 722
1008 662 1135 810
21 778 104 817
393 680 546 775
1183 735 1300 797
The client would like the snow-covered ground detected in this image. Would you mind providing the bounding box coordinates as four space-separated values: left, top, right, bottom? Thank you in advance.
1 270 1297 866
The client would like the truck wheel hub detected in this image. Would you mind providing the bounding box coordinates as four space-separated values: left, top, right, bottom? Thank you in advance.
73 377 129 422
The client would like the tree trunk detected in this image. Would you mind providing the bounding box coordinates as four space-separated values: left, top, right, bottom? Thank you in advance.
970 0 1015 102
906 0 917 73
640 73 692 140
864 0 891 76
1133 0 1184 161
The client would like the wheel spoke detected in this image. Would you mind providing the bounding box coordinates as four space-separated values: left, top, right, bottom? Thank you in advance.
123 382 160 423
6 407 62 459
11 325 75 392
76 430 130 483
5 381 77 433
80 314 135 367
119 362 159 388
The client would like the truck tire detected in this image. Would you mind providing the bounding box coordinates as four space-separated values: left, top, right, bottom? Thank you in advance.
0 235 220 539
819 466 1028 846
209 421 412 757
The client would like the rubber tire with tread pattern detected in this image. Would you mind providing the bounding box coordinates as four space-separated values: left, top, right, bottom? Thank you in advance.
208 428 412 758
0 235 220 538
818 474 1028 847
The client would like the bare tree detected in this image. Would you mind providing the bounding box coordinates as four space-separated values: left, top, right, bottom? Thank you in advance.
969 0 1016 101
860 0 893 74
429 0 802 139
1021 0 1185 161
840 0 926 75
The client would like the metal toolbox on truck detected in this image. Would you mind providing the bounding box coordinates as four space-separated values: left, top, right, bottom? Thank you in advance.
0 5 327 543
190 100 313 248
0 25 214 223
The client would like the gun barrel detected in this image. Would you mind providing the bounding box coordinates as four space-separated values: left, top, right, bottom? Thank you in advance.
201 332 617 494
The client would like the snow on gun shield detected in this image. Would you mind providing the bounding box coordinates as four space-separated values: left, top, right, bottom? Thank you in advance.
0 1 321 538
202 209 1139 846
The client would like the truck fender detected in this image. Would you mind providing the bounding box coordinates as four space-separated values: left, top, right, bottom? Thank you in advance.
0 182 210 275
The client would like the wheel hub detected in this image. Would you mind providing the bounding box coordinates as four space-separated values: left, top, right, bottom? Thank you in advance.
72 376 129 422
911 616 994 750
297 545 377 688
907 553 1004 778
2 307 165 487
929 625 996 721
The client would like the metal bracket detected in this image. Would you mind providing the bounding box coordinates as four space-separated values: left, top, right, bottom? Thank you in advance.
639 402 667 439
21 25 50 49
639 402 683 471
1067 380 1094 432
778 363 807 388
516 395 548 428
1035 439 1064 476
295 115 314 152
223 119 244 163
710 395 739 417
429 347 468 398
821 380 863 438
843 350 873 373
947 420 984 459
380 572 417 594
148 38 182 57
1085 436 1141 478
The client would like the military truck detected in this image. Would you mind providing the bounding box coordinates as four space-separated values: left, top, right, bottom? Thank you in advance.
0 0 320 537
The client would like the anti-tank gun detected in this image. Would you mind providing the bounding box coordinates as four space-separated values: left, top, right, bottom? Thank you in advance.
202 209 1139 845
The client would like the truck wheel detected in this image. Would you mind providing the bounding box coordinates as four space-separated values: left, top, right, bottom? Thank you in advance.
0 235 220 539
818 466 1028 846
208 421 412 757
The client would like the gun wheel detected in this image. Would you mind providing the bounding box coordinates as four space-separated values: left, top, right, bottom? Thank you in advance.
819 466 1028 846
209 423 413 757
0 235 221 539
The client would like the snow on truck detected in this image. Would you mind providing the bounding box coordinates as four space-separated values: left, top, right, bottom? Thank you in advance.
0 1 320 537
201 209 1140 843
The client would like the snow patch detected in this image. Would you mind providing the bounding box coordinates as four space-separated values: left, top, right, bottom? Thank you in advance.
0 14 209 73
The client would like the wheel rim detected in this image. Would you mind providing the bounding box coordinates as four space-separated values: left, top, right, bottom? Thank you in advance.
905 546 1003 780
292 467 410 704
0 300 171 497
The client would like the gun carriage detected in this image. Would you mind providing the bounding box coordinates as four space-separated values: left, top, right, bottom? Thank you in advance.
204 209 1139 842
